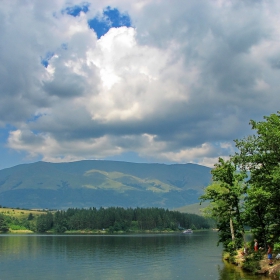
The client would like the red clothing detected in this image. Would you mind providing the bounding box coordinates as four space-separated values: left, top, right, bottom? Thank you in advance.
254 241 258 251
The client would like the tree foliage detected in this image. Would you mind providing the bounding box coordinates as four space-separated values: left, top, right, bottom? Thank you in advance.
35 207 210 233
0 214 9 232
36 212 53 232
200 158 246 251
235 112 280 246
201 111 280 251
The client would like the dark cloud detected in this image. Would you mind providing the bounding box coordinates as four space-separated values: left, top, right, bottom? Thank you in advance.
43 73 87 98
1 0 280 167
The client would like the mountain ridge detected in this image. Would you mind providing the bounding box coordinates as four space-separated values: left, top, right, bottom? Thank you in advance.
0 160 212 209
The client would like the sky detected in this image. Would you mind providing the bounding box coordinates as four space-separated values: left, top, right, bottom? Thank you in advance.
1 0 280 170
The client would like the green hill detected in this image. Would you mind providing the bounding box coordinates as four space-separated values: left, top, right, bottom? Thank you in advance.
0 160 212 209
175 202 210 215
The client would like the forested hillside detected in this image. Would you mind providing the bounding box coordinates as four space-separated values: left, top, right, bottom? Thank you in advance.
0 207 210 233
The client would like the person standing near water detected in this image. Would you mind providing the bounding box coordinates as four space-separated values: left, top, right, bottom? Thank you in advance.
254 239 258 251
267 244 273 265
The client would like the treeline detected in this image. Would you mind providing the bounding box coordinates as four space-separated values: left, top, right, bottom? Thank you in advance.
36 207 210 233
0 207 210 233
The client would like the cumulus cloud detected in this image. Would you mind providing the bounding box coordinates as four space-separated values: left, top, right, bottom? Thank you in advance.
1 0 280 168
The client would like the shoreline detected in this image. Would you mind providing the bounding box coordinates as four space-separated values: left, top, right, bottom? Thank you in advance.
224 249 280 278
4 228 189 234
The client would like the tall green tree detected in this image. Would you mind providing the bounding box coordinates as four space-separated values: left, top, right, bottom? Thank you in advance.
200 158 246 251
36 212 53 233
0 214 9 232
234 112 280 245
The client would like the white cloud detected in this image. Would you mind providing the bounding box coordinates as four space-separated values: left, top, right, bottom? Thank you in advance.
157 143 218 166
85 27 187 122
2 0 280 168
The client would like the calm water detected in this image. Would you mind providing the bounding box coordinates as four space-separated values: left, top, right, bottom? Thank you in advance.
0 231 270 280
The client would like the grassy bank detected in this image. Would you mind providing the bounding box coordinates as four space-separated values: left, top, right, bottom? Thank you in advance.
0 207 48 218
0 207 48 232
223 249 280 279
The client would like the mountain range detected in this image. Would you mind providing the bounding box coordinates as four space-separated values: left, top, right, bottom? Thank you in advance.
0 160 212 209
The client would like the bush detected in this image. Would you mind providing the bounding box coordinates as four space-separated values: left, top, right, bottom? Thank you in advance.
54 225 67 233
9 225 27 230
242 254 261 274
273 242 280 254
226 241 238 256
0 214 9 232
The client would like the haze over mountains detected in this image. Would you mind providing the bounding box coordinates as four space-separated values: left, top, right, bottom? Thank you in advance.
0 160 212 209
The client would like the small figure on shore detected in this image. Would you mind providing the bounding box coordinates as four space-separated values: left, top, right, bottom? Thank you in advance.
267 244 273 265
242 246 248 256
254 239 258 252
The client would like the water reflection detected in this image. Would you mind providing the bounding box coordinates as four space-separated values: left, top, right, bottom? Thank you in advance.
218 259 271 280
0 232 270 280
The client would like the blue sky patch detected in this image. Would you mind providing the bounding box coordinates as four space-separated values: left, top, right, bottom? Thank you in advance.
61 43 68 50
27 113 45 123
63 2 90 17
41 44 67 68
88 6 131 39
41 51 54 68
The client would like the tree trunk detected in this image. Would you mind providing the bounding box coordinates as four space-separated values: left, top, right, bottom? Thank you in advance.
230 217 235 241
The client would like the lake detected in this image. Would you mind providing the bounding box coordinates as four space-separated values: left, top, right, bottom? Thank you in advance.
0 231 271 280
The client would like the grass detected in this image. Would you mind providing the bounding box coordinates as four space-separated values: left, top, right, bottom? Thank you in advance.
0 207 49 233
175 202 209 215
0 207 48 219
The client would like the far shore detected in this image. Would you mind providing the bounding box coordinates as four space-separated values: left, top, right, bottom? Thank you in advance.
3 228 209 234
